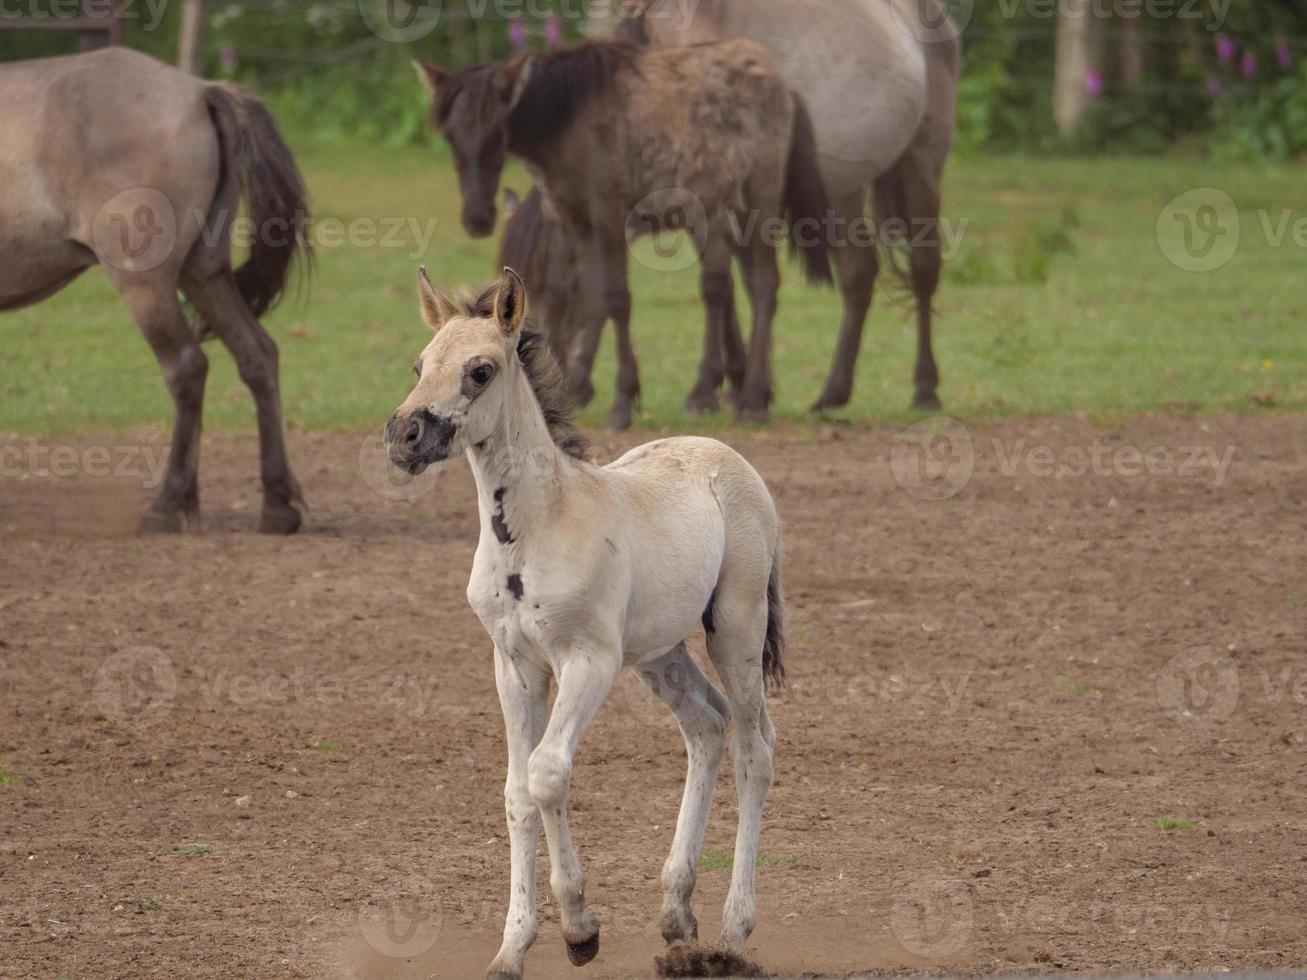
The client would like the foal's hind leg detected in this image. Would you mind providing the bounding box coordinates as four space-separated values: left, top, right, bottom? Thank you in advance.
638 643 729 943
182 270 304 534
812 189 879 412
704 573 776 950
109 274 208 532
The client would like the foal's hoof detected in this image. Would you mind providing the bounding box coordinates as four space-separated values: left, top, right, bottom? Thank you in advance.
660 906 699 944
139 507 197 534
912 389 943 412
486 970 522 980
566 929 600 967
259 502 303 535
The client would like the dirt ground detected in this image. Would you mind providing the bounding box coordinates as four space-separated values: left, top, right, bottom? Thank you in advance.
2 415 1306 979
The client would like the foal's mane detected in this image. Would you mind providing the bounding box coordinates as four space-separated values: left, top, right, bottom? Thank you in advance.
455 286 588 461
436 40 639 148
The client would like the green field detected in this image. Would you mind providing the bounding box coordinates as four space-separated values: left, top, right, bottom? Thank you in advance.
3 143 1304 435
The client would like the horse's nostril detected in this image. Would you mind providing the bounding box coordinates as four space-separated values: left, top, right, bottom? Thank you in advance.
403 418 423 446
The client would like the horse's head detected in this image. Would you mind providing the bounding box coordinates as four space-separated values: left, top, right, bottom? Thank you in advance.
414 59 531 238
385 267 527 475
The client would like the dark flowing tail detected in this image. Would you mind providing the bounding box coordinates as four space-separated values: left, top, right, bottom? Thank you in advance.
871 166 916 294
204 83 311 320
783 92 833 287
763 543 786 692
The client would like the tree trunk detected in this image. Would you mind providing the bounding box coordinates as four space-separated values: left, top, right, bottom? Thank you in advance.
178 0 208 76
1054 0 1091 135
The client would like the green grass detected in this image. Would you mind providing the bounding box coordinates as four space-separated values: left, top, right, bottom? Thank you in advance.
314 737 343 752
698 847 798 870
0 762 19 785
1156 815 1195 831
163 843 216 856
3 143 1304 435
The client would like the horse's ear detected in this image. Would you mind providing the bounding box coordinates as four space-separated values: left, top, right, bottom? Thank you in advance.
495 267 527 337
413 59 446 100
495 55 535 110
417 266 458 332
503 187 521 219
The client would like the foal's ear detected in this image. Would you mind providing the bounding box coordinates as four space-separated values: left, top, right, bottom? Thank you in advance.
503 187 521 219
413 59 447 99
417 266 458 332
495 267 527 337
494 56 535 110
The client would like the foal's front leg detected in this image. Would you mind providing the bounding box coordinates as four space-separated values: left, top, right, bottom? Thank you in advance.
488 648 549 980
529 652 620 965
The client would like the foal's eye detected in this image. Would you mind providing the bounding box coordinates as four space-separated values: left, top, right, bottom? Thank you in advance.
470 363 495 387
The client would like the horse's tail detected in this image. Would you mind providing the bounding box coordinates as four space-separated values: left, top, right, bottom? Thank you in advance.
783 91 833 286
204 83 311 321
763 541 786 692
871 165 915 294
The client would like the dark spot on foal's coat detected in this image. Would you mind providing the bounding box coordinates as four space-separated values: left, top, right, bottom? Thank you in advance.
491 486 515 544
701 589 717 634
506 574 524 601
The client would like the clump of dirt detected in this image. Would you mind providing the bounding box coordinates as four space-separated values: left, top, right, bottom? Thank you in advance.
656 942 767 978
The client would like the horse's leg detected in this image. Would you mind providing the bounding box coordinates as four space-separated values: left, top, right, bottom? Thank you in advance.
734 235 781 424
182 270 304 534
487 646 549 980
601 243 640 431
109 273 208 532
722 276 748 396
897 154 945 410
564 245 608 409
684 230 733 415
704 564 776 950
812 190 879 411
637 643 729 944
529 652 620 965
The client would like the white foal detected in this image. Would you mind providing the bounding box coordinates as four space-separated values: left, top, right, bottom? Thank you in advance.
385 268 784 980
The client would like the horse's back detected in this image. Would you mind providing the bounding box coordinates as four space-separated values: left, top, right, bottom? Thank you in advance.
0 48 221 303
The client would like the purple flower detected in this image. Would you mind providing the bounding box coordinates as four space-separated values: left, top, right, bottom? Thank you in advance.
219 46 237 71
507 18 527 51
1205 74 1223 98
1214 34 1235 63
544 14 563 49
1275 37 1292 69
1083 67 1103 97
1241 50 1257 80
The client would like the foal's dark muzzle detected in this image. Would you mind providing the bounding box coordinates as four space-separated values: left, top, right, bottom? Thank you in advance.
385 410 458 475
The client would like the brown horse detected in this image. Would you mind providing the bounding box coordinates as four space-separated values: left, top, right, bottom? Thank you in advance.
417 38 831 427
0 47 309 532
599 0 961 411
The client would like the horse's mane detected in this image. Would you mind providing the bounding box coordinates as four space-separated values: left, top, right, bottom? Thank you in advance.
436 41 639 148
455 286 588 461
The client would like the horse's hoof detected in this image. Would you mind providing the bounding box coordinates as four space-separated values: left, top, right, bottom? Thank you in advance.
734 402 770 425
566 929 600 967
139 507 196 534
811 390 850 412
486 970 522 980
606 407 633 432
570 378 596 408
912 390 943 412
259 503 303 535
660 907 698 944
684 390 720 415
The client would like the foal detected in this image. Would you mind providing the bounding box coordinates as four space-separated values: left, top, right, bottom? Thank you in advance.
385 269 784 979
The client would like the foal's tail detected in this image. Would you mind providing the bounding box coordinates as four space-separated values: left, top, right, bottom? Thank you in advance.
783 92 834 287
204 83 311 321
763 542 786 692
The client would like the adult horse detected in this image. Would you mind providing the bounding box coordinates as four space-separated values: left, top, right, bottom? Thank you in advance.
416 37 831 427
596 0 960 411
0 47 309 532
